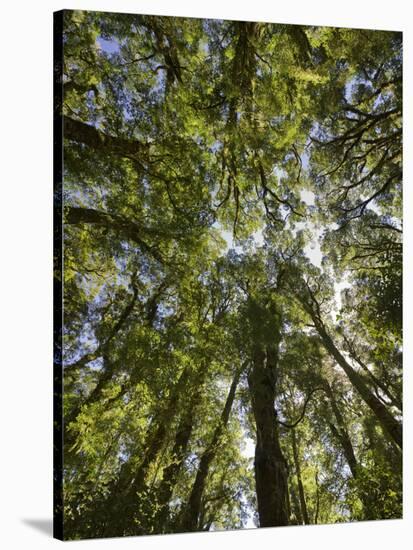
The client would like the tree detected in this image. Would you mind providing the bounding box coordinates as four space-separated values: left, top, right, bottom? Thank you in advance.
56 10 402 539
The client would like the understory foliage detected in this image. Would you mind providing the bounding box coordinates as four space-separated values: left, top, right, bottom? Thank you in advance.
57 10 402 539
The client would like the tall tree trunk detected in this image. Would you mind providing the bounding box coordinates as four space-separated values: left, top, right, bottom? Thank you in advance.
248 345 289 527
323 382 379 518
313 317 402 450
346 346 402 411
101 366 191 537
291 429 310 524
179 367 242 532
154 387 202 533
324 382 359 478
289 481 304 525
314 471 320 524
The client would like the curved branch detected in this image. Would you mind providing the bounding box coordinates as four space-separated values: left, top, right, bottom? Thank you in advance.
277 387 325 429
64 278 140 377
257 158 304 218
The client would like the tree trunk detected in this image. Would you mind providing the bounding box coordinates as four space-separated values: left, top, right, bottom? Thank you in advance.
291 429 310 524
314 471 320 524
324 382 380 518
64 115 149 158
65 206 164 263
179 367 242 532
289 481 304 524
101 366 191 537
348 348 402 411
154 391 200 532
248 345 289 527
314 318 402 450
324 382 359 478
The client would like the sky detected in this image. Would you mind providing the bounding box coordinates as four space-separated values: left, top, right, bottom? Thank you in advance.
96 36 120 54
216 189 323 267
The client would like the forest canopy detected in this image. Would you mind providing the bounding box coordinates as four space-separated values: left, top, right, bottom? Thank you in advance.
55 10 402 540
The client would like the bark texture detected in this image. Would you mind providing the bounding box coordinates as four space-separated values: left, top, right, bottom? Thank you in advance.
248 344 289 527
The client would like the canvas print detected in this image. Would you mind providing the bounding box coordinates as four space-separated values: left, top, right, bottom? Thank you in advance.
53 10 402 540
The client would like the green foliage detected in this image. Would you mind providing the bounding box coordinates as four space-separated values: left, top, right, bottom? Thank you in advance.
59 10 402 539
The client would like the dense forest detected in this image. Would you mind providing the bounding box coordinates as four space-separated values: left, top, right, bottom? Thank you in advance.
55 10 402 539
